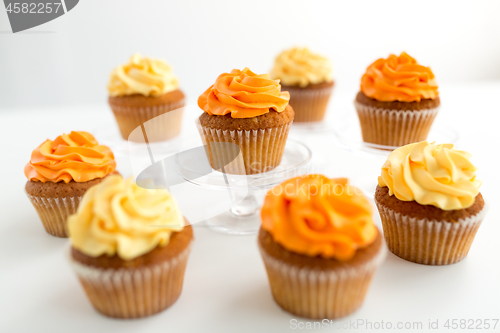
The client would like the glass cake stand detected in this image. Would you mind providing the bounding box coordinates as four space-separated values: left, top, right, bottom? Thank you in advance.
289 120 334 135
332 116 460 157
174 139 312 235
93 125 187 158
94 109 195 178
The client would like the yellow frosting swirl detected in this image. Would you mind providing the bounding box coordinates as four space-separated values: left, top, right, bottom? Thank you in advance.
378 141 481 210
270 47 333 87
108 54 179 97
68 175 184 260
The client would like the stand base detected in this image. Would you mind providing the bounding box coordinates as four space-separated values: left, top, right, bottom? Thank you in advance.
290 120 333 135
205 210 260 235
176 139 312 235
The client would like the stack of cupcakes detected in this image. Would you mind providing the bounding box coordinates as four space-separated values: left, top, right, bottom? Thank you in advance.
19 47 492 323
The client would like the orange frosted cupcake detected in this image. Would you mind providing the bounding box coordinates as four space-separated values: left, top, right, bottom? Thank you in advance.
25 131 117 237
198 67 294 175
259 175 386 319
68 176 193 318
271 47 334 122
108 54 185 142
375 141 486 265
355 52 440 146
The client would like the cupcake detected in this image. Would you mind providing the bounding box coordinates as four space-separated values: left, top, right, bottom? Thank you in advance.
108 54 185 142
197 67 294 175
355 52 440 147
24 131 117 237
259 175 386 319
68 176 193 319
375 141 486 265
270 47 334 122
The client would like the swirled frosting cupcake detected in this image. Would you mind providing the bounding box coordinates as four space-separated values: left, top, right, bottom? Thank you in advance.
108 54 185 142
258 175 386 319
355 52 440 146
271 47 334 122
68 175 193 318
197 68 294 174
24 131 117 237
374 141 486 265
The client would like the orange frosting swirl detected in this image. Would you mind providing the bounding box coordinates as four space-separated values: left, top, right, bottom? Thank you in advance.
261 175 377 261
198 67 290 118
360 52 439 102
25 131 116 183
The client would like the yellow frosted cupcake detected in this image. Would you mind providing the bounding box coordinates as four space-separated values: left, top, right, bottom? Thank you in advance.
259 175 386 319
108 54 185 142
375 141 486 265
68 176 193 318
271 47 334 122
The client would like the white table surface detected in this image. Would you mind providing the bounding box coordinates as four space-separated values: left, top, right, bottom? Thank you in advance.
1 82 499 333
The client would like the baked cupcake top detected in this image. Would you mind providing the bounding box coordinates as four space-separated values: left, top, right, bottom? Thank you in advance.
24 131 116 183
379 141 481 210
361 52 439 102
108 54 179 97
68 175 184 260
270 47 332 87
261 175 377 261
197 67 290 118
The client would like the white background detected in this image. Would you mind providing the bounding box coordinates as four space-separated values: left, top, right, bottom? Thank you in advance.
1 0 500 108
1 1 500 333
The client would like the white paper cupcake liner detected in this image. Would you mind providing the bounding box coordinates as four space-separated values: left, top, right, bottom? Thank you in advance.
258 242 386 319
26 194 82 237
375 201 487 265
354 101 439 147
110 99 185 142
285 85 334 122
70 245 191 319
197 122 291 175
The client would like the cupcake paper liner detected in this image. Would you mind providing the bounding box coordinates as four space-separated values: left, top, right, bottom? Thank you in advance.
109 99 185 142
197 122 291 175
70 245 191 319
258 243 386 319
375 201 487 265
285 85 333 122
354 101 439 147
26 194 82 237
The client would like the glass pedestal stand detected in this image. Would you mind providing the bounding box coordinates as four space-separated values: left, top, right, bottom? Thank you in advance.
93 125 187 157
330 112 460 194
205 191 264 235
175 140 312 235
332 117 460 158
